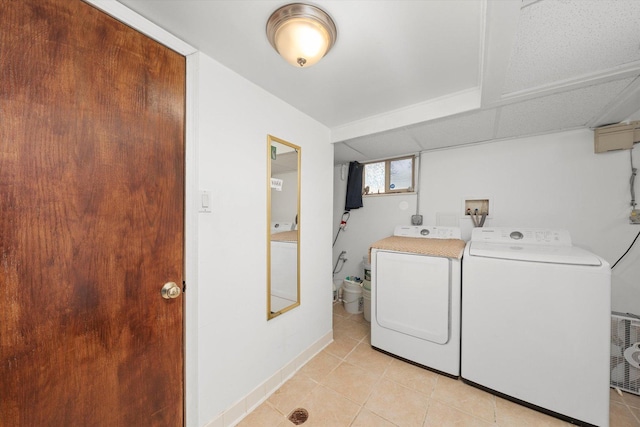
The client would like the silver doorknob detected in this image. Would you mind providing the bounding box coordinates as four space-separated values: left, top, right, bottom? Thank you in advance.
161 282 181 299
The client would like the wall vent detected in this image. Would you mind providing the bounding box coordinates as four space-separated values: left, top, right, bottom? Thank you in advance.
594 121 640 153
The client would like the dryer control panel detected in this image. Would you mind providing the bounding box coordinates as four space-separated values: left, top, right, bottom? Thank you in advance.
394 225 461 239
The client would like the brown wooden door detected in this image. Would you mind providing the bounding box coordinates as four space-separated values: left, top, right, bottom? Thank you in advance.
0 0 185 425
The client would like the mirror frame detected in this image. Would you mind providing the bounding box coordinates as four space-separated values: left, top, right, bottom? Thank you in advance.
267 134 301 320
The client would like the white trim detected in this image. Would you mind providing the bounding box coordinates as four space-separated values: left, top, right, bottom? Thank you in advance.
479 0 522 107
587 75 640 128
203 331 334 427
184 53 200 427
494 62 640 107
82 0 197 56
331 88 481 143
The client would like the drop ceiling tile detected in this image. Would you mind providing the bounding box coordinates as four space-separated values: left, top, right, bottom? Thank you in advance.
504 0 640 94
496 78 634 139
333 143 368 165
406 109 497 150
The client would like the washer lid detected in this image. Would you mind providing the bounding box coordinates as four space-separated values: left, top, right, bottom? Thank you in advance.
468 241 602 266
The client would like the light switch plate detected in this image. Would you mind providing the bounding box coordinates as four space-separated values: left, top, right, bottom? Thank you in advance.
199 190 212 213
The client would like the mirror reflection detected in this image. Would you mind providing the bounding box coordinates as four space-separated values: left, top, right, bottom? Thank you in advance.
267 135 300 319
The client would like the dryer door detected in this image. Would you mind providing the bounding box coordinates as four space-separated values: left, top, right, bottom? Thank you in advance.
375 251 450 344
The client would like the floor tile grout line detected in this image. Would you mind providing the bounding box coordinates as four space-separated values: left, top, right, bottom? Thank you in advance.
614 390 640 426
628 401 640 424
339 310 447 426
323 339 390 408
325 311 640 427
268 363 326 420
334 310 501 427
360 356 438 427
331 312 410 427
623 394 640 410
327 332 367 361
428 385 499 426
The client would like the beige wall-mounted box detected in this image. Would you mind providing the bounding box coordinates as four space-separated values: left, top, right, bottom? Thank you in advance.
464 199 489 215
594 121 640 153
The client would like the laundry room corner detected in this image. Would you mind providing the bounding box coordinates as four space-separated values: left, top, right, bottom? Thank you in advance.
332 164 418 282
417 128 640 315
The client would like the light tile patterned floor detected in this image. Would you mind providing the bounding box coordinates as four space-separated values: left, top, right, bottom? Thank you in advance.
238 303 640 427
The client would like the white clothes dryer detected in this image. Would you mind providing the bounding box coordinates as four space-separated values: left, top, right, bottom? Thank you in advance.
270 228 298 313
370 226 465 376
462 227 611 427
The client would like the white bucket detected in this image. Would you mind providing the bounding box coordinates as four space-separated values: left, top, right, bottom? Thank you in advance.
362 280 371 322
342 278 363 314
362 256 371 282
332 278 343 302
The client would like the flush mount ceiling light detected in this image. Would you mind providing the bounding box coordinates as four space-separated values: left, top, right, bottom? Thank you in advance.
266 3 337 68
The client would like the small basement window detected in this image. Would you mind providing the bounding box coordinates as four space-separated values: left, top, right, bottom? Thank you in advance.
363 155 415 195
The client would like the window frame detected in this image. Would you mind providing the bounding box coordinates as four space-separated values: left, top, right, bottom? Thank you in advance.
362 155 416 196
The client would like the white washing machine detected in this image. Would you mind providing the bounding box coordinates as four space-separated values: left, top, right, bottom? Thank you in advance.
370 225 465 376
462 227 611 426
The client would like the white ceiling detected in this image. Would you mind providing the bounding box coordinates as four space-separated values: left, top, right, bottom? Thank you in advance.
116 0 640 164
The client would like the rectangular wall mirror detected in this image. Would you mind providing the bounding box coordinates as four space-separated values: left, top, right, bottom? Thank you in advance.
267 135 300 319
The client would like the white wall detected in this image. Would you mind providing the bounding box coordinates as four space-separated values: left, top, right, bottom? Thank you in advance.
195 52 333 425
421 129 639 313
332 172 417 280
332 128 640 313
271 170 298 227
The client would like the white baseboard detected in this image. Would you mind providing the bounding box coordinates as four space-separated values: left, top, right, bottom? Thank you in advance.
204 330 334 427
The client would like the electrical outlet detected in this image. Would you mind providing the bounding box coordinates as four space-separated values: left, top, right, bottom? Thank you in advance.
630 209 640 224
411 215 423 225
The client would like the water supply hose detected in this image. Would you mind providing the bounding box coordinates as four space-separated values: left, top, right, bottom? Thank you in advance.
332 211 350 247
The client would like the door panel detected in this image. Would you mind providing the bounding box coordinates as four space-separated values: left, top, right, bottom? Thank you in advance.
0 0 185 425
375 252 450 344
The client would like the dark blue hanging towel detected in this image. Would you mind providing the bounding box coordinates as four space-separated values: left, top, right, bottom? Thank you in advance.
344 161 364 211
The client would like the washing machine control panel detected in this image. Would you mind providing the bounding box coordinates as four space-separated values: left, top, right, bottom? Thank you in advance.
394 225 461 239
471 227 572 246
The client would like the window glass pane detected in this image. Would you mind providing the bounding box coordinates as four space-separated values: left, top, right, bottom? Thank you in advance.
364 162 385 194
389 158 413 191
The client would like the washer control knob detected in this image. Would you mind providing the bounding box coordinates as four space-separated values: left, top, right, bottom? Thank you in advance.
510 231 524 240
